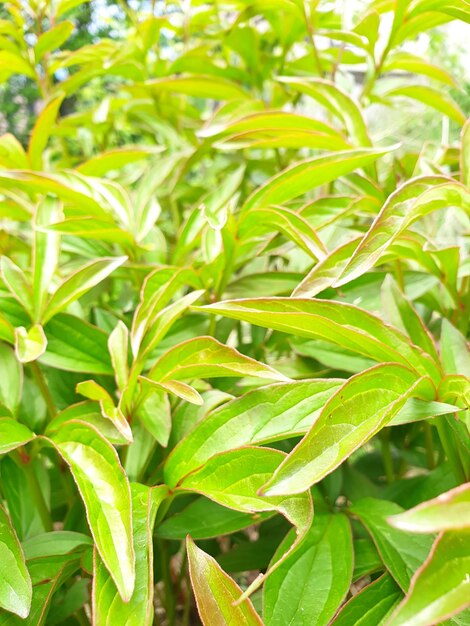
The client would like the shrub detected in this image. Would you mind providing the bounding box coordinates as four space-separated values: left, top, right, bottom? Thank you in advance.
0 1 469 624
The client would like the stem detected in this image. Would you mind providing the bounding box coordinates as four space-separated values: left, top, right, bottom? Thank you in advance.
380 430 394 483
157 539 176 625
423 422 435 470
14 451 52 531
435 416 466 483
29 361 56 421
302 2 324 77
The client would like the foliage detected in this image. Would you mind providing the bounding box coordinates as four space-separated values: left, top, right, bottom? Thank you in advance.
0 0 469 624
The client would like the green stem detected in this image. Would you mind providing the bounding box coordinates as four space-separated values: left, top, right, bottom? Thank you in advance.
157 538 176 625
380 430 394 483
14 451 52 531
435 416 466 483
29 361 56 421
423 422 435 470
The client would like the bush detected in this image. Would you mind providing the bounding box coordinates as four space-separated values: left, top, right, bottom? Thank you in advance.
0 1 469 624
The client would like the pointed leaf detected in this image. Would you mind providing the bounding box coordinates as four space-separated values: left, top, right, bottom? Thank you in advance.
0 418 35 455
93 484 168 626
148 336 288 383
262 364 434 496
350 498 435 592
387 531 470 626
0 505 32 618
187 537 263 626
43 257 127 323
389 483 470 533
264 513 353 626
50 421 135 601
165 379 343 487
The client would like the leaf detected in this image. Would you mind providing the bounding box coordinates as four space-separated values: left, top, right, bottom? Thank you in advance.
277 77 372 147
292 237 361 297
261 364 434 496
133 383 171 447
76 380 132 443
41 314 113 374
32 197 63 318
22 531 93 560
331 574 402 626
50 420 135 601
15 325 47 363
93 484 168 626
187 537 263 626
350 498 435 592
387 531 470 626
108 321 129 391
388 483 470 533
0 51 35 81
384 85 466 126
242 147 393 211
76 147 160 177
28 94 65 170
0 504 32 618
42 257 127 323
0 343 22 413
381 275 439 363
0 418 35 455
1 256 34 316
263 513 353 626
164 379 343 487
148 336 288 383
462 118 470 188
156 497 272 540
440 319 470 377
382 51 457 87
197 298 441 381
143 75 249 100
240 206 327 260
335 177 470 287
34 21 74 61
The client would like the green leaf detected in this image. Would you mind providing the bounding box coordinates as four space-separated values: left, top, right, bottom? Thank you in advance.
28 94 65 170
389 483 470 532
240 206 327 260
76 147 160 177
384 85 466 126
34 21 74 61
187 537 263 626
197 298 441 381
164 379 343 487
22 531 93 560
263 513 353 626
440 319 470 377
108 320 129 391
350 498 435 592
93 484 168 626
462 118 470 188
41 314 113 374
32 197 63 319
0 418 35 455
277 77 372 147
15 325 47 363
42 257 127 323
388 531 470 626
0 504 32 618
335 177 470 287
381 275 439 363
0 343 22 414
50 420 135 601
143 75 249 100
1 256 34 316
331 574 402 626
148 336 288 383
156 497 272 540
261 364 434 496
242 147 392 211
0 51 35 81
76 380 132 443
133 383 171 447
382 51 457 87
